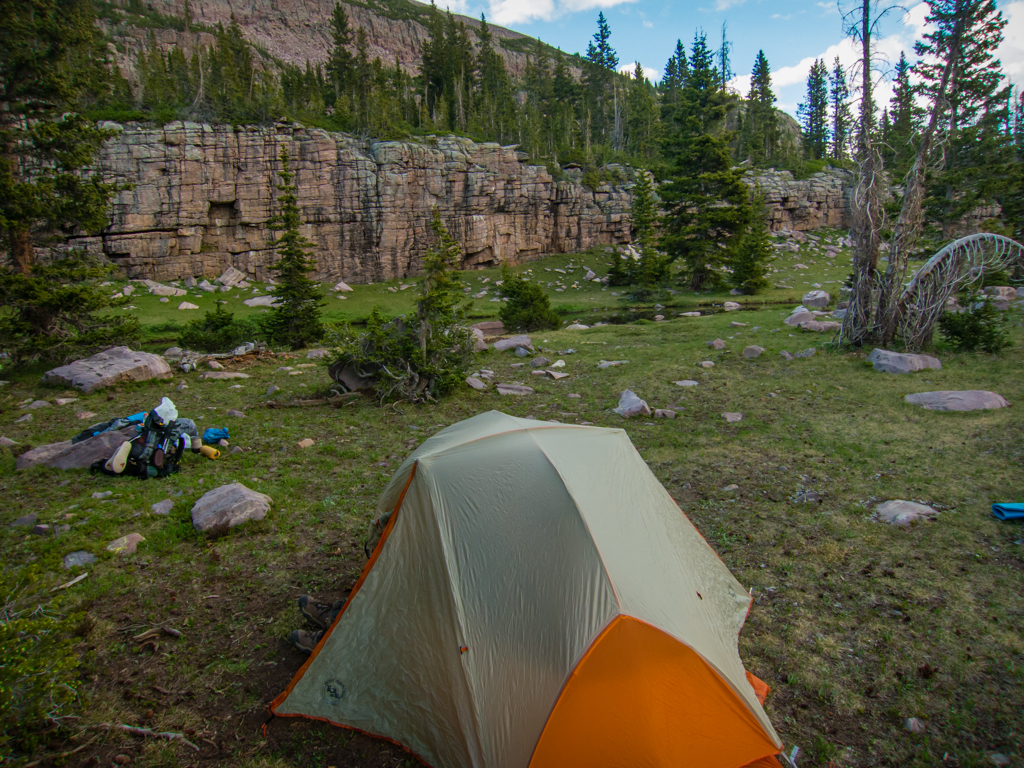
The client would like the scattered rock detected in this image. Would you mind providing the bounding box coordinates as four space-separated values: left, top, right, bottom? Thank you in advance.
243 295 279 307
567 393 581 398
184 276 197 288
199 371 250 380
191 483 272 534
159 297 169 303
729 322 747 328
230 446 244 455
0 436 17 447
297 438 315 449
227 409 246 418
471 320 504 335
92 491 113 500
496 384 535 396
163 347 183 358
707 339 727 350
266 385 279 396
15 414 32 423
178 301 199 310
780 351 794 361
799 320 841 332
905 391 1008 411
42 347 172 393
674 380 699 387
107 533 145 554
63 551 96 569
794 491 821 504
565 323 590 330
984 286 1016 300
16 427 137 471
613 389 651 418
698 361 715 369
784 311 816 327
175 383 187 391
306 349 329 359
988 754 1011 767
550 360 566 368
794 348 817 359
802 290 831 308
32 524 52 536
216 266 247 287
514 347 530 357
218 439 229 447
207 360 225 370
867 349 942 374
466 377 486 390
22 400 50 410
10 513 37 527
742 345 765 359
876 500 939 526
151 285 186 297
333 281 354 292
493 335 533 352
722 484 739 492
531 357 551 368
198 280 217 292
654 409 677 419
903 718 927 734
151 500 174 515
722 412 743 423
680 312 701 317
653 314 665 321
54 398 78 406
723 302 741 311
545 370 569 380
122 285 135 296
597 360 628 369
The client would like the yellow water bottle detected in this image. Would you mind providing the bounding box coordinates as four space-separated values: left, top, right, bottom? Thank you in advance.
200 445 220 459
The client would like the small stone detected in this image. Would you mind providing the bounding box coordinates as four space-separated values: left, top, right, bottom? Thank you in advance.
802 290 831 308
227 410 245 418
92 491 113 500
0 436 17 447
54 398 78 406
867 349 941 374
722 484 739 492
496 384 535 396
654 409 677 419
794 491 821 504
63 551 96 569
163 347 183 358
200 372 249 380
567 393 582 399
493 335 534 352
597 360 628 369
674 380 699 387
297 438 315 449
680 312 701 317
722 412 743 423
514 347 530 357
729 321 747 328
15 414 32 423
531 357 552 368
653 314 665 321
707 339 727 350
742 345 766 359
784 311 816 327
217 438 229 447
613 389 651 418
905 391 1008 411
176 383 188 391
698 361 714 369
876 500 938 526
780 351 794 361
550 360 566 368
11 513 37 527
722 302 741 311
545 371 570 380
333 281 354 292
903 718 926 734
988 754 1011 767
159 297 169 303
466 377 486 390
306 349 329 359
230 446 244 455
207 360 225 370
23 400 50 410
794 348 817 359
565 323 590 330
178 302 199 310
151 500 174 515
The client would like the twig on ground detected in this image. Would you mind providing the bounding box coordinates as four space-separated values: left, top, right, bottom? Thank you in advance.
50 572 88 592
22 735 99 767
83 723 199 752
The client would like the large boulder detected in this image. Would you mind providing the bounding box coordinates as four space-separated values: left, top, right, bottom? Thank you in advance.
493 335 533 352
784 311 816 327
216 267 247 287
243 295 280 307
905 390 1009 411
191 483 272 534
867 348 942 374
984 286 1017 300
16 427 137 471
42 347 172 393
802 290 831 308
150 285 186 297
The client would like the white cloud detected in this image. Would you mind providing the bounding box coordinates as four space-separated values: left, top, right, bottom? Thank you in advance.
771 13 793 19
619 61 661 81
714 0 746 9
998 1 1024 89
488 0 637 25
436 0 474 12
643 19 654 27
816 1 838 14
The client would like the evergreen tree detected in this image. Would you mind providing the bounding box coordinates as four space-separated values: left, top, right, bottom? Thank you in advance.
475 15 517 142
731 191 773 294
327 3 354 110
0 0 120 272
264 150 323 349
717 22 733 93
660 40 689 128
828 57 854 161
883 51 919 173
743 51 778 165
626 64 658 160
498 264 560 331
798 59 829 159
417 208 468 358
584 12 619 148
609 169 666 295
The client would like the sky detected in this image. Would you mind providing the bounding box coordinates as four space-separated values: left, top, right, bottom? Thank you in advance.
433 0 1024 119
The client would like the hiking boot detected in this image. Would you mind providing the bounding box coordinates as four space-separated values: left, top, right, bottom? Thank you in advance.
298 595 344 629
289 629 323 656
105 440 133 474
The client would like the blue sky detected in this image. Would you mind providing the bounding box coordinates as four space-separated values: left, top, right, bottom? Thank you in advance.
436 0 1024 118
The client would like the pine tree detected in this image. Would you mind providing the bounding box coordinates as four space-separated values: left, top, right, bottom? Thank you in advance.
886 51 919 172
626 64 658 159
0 0 120 272
584 12 619 148
743 51 778 165
327 3 353 110
731 191 773 294
660 40 689 128
264 150 323 349
799 59 829 159
609 169 666 295
717 22 733 93
828 57 854 161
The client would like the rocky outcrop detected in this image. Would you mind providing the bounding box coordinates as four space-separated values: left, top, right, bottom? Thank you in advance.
65 122 632 283
743 168 852 232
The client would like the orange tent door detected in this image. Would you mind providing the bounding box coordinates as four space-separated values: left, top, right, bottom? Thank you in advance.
529 616 780 768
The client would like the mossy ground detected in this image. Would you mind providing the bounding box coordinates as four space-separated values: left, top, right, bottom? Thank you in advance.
2 231 1022 767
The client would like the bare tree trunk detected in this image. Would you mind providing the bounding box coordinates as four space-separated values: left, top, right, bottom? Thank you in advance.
11 228 33 274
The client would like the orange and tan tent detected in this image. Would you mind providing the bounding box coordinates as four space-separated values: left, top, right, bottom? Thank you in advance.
272 411 783 768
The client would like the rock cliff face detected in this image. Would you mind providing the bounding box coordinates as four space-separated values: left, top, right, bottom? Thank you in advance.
742 168 853 232
67 122 632 283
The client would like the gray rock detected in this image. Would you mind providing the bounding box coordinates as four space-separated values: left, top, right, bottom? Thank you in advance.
867 349 941 374
11 513 37 527
780 350 794 361
198 280 217 292
707 339 727 350
107 533 145 554
184 276 197 288
531 357 551 368
904 718 926 734
470 327 488 351
191 483 272 534
266 385 279 396
216 266 247 287
16 427 136 471
230 446 244 455
159 297 169 303
306 349 329 359
92 491 113 500
493 335 533 352
723 302 741 311
32 524 52 536
674 380 699 387
151 284 186 297
227 409 245 418
742 345 766 359
698 361 715 369
514 347 530 357
243 295 279 307
722 484 739 492
22 400 50 409
163 347 183 358
802 290 831 308
794 348 817 359
151 499 174 515
654 409 677 419
905 390 1008 411
466 377 486 390
984 286 1016 300
199 371 250 380
15 414 32 423
722 412 743 423
122 285 135 296
495 384 535 396
565 323 590 330
0 436 17 447
63 551 96 569
794 491 821 504
613 389 651 418
207 360 225 370
876 500 938 526
231 343 255 355
42 347 172 393
799 320 841 332
729 322 747 328
784 311 816 327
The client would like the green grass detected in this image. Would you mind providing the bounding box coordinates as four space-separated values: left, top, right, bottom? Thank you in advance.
2 232 1023 766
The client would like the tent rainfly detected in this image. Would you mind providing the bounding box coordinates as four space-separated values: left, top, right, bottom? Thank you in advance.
272 411 783 768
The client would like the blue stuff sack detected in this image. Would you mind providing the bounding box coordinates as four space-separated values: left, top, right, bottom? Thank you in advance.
203 427 230 443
